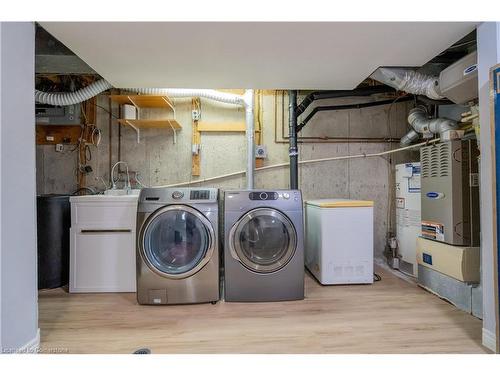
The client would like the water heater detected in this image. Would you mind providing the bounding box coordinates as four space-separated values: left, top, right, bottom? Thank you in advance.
395 163 421 276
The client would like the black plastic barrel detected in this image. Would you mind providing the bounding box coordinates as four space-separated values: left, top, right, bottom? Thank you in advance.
37 194 71 289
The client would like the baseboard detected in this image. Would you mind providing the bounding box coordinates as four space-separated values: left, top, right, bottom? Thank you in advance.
16 328 40 354
482 328 497 352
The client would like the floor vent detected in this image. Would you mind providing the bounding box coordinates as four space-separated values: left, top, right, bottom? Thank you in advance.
133 348 152 354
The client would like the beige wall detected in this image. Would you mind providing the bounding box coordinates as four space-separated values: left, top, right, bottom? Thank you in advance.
36 91 416 258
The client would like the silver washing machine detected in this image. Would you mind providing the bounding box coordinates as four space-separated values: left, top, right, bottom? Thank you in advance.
136 188 219 305
223 190 304 302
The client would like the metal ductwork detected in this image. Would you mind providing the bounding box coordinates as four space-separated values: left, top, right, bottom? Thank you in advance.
370 68 444 100
370 52 478 104
439 51 478 104
400 106 458 146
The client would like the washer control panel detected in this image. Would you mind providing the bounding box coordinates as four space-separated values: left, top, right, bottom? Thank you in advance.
249 191 279 201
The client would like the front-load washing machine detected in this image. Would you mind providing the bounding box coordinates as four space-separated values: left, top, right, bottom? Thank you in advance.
136 187 219 305
223 190 304 302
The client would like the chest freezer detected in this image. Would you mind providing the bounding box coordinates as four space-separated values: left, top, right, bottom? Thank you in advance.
305 199 374 285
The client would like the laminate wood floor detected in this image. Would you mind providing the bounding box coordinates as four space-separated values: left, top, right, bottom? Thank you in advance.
38 266 489 354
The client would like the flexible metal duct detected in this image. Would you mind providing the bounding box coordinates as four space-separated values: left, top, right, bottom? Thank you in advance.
370 68 444 100
35 79 244 106
35 79 113 106
400 106 458 146
127 88 244 106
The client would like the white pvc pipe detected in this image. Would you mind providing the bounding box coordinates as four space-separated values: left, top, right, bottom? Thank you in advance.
243 89 255 189
151 138 440 188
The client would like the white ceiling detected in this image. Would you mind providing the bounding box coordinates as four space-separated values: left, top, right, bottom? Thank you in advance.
40 22 477 90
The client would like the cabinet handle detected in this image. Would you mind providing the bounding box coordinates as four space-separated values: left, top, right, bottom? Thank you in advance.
80 229 132 234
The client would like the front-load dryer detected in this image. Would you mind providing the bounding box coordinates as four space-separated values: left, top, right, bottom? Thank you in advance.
136 187 219 305
223 190 304 302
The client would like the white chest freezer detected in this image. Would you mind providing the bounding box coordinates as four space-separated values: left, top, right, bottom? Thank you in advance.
305 199 374 285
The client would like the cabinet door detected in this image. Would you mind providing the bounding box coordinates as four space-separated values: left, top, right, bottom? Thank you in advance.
69 228 136 292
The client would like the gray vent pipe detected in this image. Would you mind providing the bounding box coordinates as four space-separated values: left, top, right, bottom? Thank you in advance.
400 106 458 145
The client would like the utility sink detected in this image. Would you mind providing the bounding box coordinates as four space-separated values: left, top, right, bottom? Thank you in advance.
104 189 141 196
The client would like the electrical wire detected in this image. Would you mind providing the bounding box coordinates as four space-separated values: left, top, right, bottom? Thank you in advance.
94 102 120 120
91 127 102 147
99 176 110 190
71 186 97 195
374 273 382 282
135 173 149 188
84 144 92 162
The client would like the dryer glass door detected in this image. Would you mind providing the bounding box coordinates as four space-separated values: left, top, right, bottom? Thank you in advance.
231 208 297 273
141 206 214 278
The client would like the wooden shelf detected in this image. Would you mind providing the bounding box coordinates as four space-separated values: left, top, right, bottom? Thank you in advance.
109 95 174 110
117 119 181 130
197 121 246 132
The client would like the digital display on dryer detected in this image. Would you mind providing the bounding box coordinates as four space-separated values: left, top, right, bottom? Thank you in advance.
190 190 210 200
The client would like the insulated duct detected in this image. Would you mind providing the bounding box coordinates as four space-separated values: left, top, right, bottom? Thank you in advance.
124 88 244 106
35 79 244 106
370 68 444 100
35 79 113 106
400 106 458 146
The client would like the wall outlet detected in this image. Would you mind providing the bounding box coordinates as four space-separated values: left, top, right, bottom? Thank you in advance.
55 144 64 152
192 110 201 121
192 143 200 155
255 145 267 159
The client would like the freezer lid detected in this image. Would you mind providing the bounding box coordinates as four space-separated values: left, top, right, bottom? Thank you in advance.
305 199 374 208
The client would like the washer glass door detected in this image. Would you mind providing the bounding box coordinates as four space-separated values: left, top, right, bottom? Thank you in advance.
231 208 296 273
142 206 213 278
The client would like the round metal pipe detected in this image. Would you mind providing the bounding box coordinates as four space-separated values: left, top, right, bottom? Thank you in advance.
244 89 255 190
288 90 299 190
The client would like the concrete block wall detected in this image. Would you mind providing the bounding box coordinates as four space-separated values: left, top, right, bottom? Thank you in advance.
36 92 416 259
